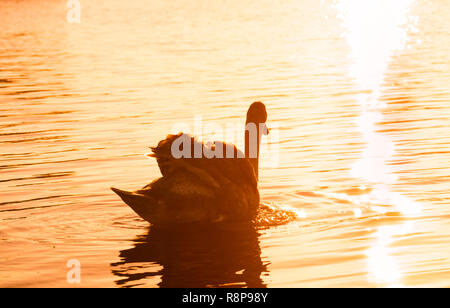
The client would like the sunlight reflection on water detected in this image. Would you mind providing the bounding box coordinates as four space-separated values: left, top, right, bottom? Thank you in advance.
337 0 422 286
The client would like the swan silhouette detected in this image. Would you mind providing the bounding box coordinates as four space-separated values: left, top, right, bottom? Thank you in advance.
111 102 269 225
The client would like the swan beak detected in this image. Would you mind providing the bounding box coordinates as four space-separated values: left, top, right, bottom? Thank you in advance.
262 123 269 135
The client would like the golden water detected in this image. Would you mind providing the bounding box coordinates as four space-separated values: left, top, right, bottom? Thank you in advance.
1 0 449 287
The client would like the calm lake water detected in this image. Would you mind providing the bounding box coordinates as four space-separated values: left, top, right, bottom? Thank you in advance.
1 0 449 287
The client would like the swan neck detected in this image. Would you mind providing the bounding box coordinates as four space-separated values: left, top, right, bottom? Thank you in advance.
245 121 262 181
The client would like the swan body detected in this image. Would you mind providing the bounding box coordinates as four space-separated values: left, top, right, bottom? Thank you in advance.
112 102 268 225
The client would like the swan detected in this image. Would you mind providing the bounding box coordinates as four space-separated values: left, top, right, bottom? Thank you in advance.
111 101 269 225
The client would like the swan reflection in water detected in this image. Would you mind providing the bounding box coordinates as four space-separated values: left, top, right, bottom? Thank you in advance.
111 223 269 288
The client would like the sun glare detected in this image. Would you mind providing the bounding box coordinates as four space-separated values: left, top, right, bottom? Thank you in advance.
336 0 421 286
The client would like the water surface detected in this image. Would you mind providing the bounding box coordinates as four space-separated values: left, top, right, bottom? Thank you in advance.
1 0 450 287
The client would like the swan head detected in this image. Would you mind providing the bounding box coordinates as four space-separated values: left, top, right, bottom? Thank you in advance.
246 101 269 135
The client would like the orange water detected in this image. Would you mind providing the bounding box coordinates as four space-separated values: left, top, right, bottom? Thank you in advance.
1 0 449 287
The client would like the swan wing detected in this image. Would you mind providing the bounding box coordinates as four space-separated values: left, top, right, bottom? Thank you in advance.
149 133 257 188
135 163 258 223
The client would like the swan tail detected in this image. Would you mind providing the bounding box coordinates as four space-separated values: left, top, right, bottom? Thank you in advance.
111 187 155 223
